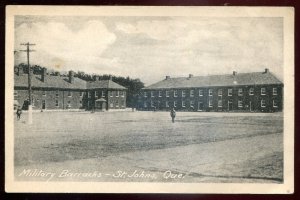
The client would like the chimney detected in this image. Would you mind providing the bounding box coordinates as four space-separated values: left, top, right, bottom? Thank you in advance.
69 70 74 84
264 68 269 73
233 71 237 76
93 76 101 81
41 68 47 82
188 74 193 78
165 76 170 80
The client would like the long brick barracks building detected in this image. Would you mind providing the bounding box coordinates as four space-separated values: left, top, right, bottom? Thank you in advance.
14 66 127 111
138 69 283 112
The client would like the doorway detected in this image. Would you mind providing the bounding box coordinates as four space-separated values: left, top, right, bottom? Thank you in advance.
42 100 46 109
228 100 233 111
198 101 204 111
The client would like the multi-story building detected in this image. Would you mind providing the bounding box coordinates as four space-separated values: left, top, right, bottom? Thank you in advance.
138 69 283 112
14 66 127 111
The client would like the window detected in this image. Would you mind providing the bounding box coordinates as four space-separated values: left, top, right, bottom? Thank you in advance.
14 91 18 97
261 100 266 107
182 101 186 107
209 89 213 96
166 90 169 97
174 90 178 97
95 91 98 97
123 91 126 97
218 100 222 107
158 91 162 97
80 91 84 97
261 88 266 95
238 100 243 108
209 99 213 107
119 91 123 97
190 90 194 97
115 101 119 107
273 100 278 108
199 89 203 96
68 91 72 97
42 91 46 96
144 91 147 97
110 91 114 97
174 101 177 108
110 101 114 107
190 101 194 108
249 88 254 95
151 100 154 107
88 91 91 98
182 90 186 97
218 89 222 96
116 91 119 97
151 91 154 97
144 101 147 108
56 90 59 97
102 91 105 97
273 88 278 95
166 101 169 107
55 100 59 107
238 88 243 96
79 100 82 105
228 89 232 96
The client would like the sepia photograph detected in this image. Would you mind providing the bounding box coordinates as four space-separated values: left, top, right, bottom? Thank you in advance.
5 6 294 193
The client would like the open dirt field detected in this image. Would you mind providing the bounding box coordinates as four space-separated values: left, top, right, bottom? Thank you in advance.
14 111 283 183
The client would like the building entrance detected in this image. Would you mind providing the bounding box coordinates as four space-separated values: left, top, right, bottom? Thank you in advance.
198 101 204 111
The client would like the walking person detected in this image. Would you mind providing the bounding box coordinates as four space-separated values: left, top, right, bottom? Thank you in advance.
170 108 176 123
16 106 22 120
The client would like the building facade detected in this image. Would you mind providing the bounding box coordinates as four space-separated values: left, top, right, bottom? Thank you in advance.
14 67 127 111
138 69 283 112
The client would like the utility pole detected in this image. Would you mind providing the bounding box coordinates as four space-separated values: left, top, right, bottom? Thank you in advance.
20 42 35 124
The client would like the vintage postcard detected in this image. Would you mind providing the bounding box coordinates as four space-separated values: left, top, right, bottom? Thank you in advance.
5 6 294 193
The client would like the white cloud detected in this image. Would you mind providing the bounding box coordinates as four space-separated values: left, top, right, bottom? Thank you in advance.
15 17 283 85
15 20 116 71
114 18 283 85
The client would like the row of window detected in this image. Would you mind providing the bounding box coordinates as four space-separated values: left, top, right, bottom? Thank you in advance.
14 90 126 98
109 100 126 108
89 91 125 98
143 100 278 108
30 99 82 108
55 100 82 107
143 87 278 98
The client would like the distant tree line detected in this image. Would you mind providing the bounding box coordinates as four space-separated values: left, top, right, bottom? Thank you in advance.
16 63 145 108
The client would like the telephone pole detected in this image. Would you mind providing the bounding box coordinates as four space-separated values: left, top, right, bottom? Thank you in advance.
20 42 35 124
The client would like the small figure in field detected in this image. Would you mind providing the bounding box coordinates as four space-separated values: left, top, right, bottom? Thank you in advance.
16 107 22 120
170 108 176 123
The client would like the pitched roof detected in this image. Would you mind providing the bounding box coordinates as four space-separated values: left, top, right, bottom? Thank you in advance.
87 80 127 90
14 74 127 90
145 71 283 89
14 74 87 89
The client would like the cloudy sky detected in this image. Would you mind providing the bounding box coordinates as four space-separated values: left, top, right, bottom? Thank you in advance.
14 16 283 85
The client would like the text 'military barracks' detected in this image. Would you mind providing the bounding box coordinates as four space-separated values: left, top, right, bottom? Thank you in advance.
138 69 283 112
14 66 127 111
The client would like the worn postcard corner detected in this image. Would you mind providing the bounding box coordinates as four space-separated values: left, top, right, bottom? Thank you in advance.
5 6 294 193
